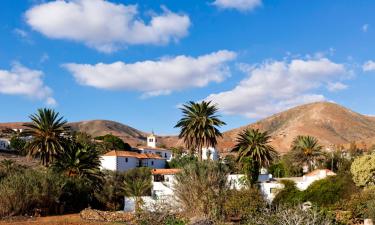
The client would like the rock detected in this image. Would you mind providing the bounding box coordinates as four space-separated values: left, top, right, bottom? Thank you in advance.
188 217 214 225
80 208 133 222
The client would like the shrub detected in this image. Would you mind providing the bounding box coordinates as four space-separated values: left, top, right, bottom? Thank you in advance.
346 186 375 220
223 188 266 222
303 174 358 208
350 153 375 187
0 169 66 217
247 205 335 225
272 180 303 206
174 161 229 221
167 154 197 168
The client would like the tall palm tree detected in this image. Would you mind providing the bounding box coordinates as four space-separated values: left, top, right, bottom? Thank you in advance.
232 128 278 185
24 108 69 166
175 101 226 161
290 135 324 172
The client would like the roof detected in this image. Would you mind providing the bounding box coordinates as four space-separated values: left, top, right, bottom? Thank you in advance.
136 146 171 151
305 169 336 177
151 169 181 175
103 150 163 160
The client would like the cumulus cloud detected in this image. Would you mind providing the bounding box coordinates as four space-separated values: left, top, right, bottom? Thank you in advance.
206 58 349 118
213 0 262 11
0 63 56 105
63 50 236 96
363 60 375 72
25 0 191 53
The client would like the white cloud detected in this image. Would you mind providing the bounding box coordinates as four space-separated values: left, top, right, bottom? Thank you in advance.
0 63 56 105
63 50 236 96
213 0 262 11
327 82 347 92
363 60 375 72
25 0 191 53
362 24 369 32
206 58 349 118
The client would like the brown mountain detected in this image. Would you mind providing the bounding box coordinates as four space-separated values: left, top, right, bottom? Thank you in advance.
1 102 375 153
219 102 375 153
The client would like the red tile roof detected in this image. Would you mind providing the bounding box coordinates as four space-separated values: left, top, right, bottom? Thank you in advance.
151 169 181 175
103 150 163 159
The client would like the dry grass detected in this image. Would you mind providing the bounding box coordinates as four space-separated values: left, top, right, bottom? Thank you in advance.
0 214 126 225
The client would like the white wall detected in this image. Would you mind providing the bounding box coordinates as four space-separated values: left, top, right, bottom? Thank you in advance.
0 139 10 151
100 156 117 171
117 157 139 172
259 182 284 202
202 147 219 161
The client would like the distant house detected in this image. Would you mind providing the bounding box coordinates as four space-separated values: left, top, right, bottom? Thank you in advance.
259 169 337 202
100 150 166 172
135 133 173 161
0 139 10 151
202 147 219 161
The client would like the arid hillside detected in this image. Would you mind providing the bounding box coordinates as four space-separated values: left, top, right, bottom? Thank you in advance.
2 102 375 153
219 102 375 153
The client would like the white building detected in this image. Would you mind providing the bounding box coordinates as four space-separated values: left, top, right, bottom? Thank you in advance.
151 169 181 199
259 169 337 202
0 139 10 151
136 133 173 161
202 147 219 161
100 150 166 172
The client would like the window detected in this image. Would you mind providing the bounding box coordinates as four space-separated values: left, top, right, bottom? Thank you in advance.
149 138 154 142
151 161 154 166
165 153 167 158
125 158 128 163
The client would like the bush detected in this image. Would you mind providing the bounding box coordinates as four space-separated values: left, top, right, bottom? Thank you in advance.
272 180 303 206
351 153 375 187
346 186 375 220
0 169 66 217
167 154 197 168
174 161 229 221
303 174 358 208
247 205 335 225
223 188 266 222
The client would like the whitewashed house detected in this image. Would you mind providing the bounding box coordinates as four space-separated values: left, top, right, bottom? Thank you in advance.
151 169 181 199
136 133 173 161
100 150 166 172
0 139 10 151
259 169 337 202
202 146 219 161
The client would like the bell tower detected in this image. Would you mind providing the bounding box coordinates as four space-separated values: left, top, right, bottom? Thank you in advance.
147 132 156 148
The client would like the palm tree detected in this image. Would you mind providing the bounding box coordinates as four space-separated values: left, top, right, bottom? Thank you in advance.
175 101 226 161
290 135 324 172
24 108 69 166
232 128 278 185
122 168 152 214
51 141 102 184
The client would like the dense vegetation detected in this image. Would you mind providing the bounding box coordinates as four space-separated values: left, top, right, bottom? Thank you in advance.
0 105 374 225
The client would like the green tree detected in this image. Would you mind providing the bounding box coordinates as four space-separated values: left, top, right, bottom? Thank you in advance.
289 135 324 172
24 108 69 166
175 101 225 161
95 134 130 152
9 136 27 155
350 153 375 187
51 141 102 186
122 168 152 214
232 128 278 186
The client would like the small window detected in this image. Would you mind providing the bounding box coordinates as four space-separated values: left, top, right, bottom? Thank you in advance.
151 161 154 166
165 153 167 158
125 158 128 163
149 138 154 142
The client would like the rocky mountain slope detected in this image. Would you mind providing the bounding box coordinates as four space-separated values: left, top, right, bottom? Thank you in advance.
2 102 375 153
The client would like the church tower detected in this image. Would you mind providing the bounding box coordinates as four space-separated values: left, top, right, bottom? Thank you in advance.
147 132 156 148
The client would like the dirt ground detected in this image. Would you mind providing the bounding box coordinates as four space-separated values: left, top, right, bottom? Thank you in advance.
0 214 126 225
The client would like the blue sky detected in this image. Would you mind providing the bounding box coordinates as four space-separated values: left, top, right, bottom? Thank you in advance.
0 0 375 134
